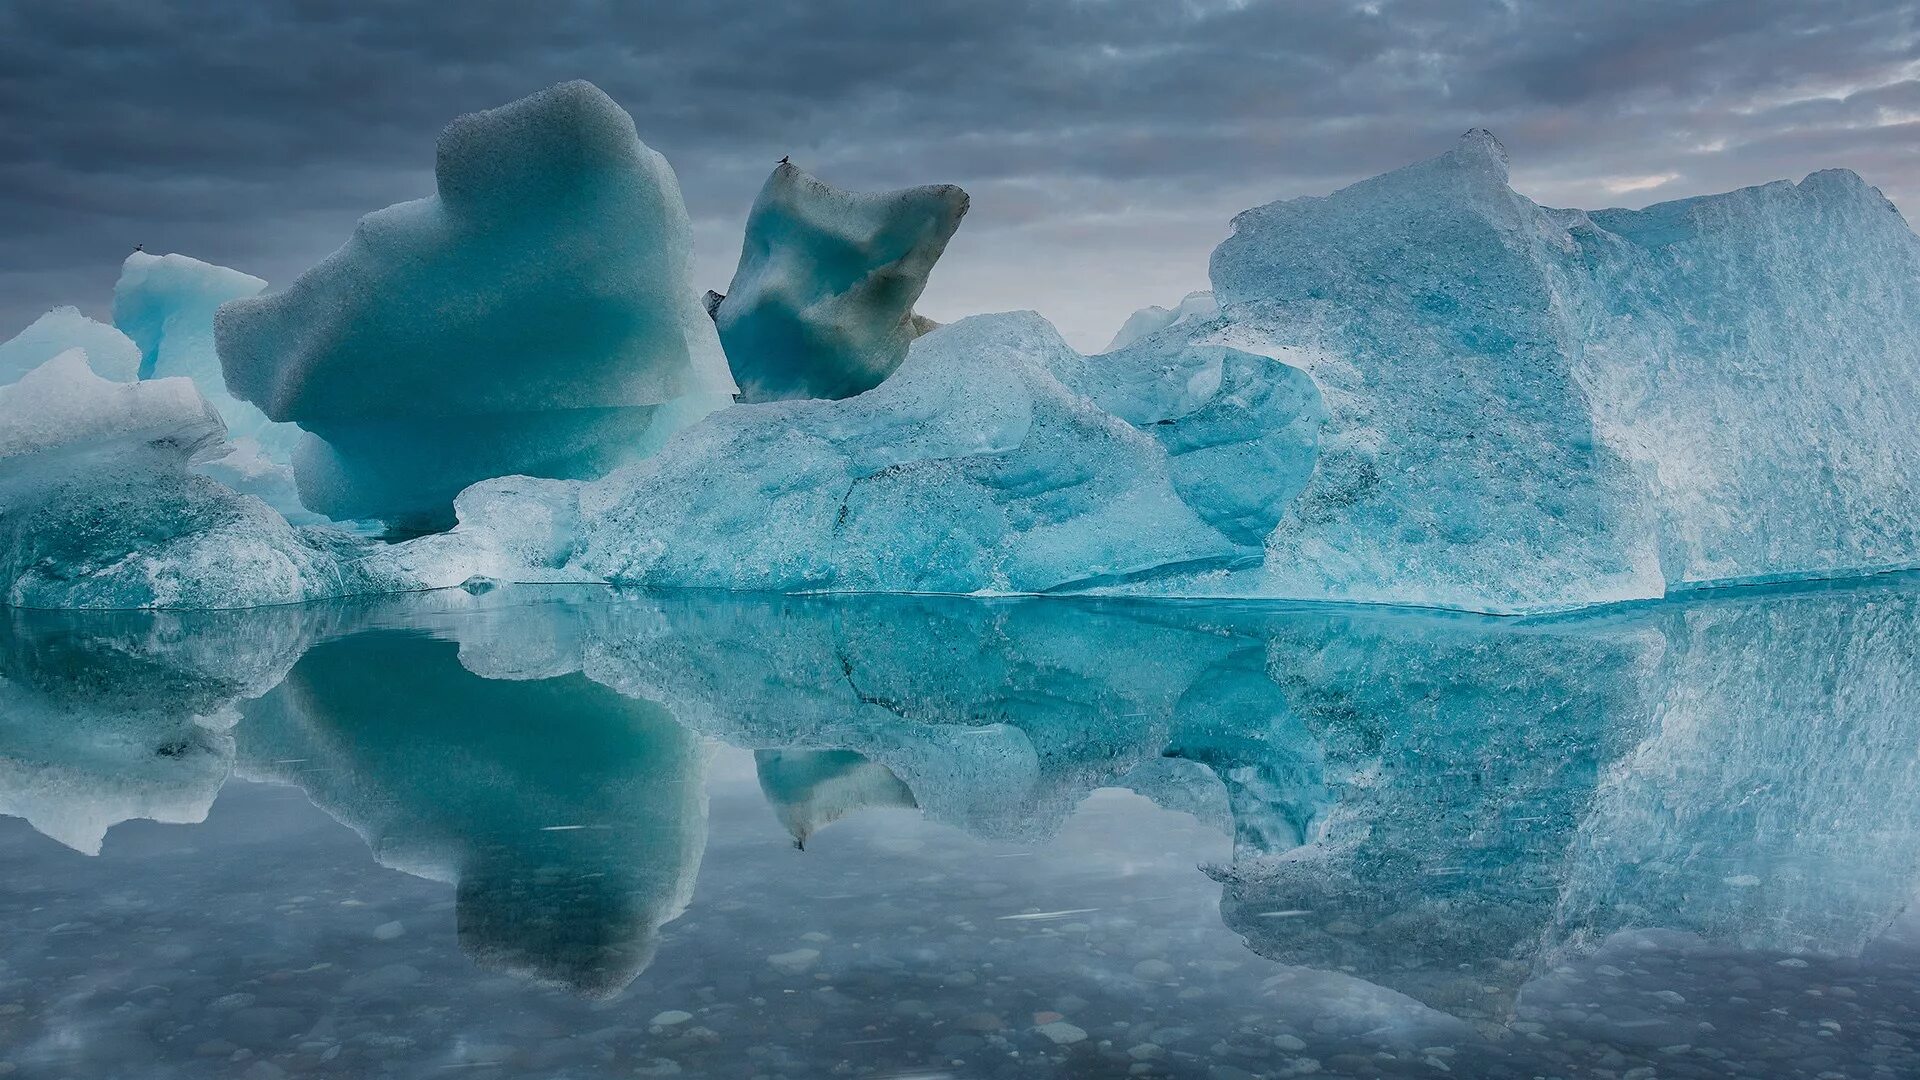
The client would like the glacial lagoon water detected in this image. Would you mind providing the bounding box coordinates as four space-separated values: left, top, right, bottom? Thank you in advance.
3 579 1920 1079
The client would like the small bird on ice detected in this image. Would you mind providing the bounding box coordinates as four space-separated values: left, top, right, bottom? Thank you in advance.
133 243 144 252
779 155 790 166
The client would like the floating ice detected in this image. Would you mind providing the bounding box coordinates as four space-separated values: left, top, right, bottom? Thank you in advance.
110 251 315 520
216 80 737 533
1105 289 1218 351
415 311 1319 595
711 162 968 401
0 353 364 609
0 306 140 384
1177 129 1920 612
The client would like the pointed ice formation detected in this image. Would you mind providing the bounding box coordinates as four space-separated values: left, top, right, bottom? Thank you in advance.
0 306 141 385
216 80 737 533
711 162 968 401
1105 290 1218 351
111 251 313 521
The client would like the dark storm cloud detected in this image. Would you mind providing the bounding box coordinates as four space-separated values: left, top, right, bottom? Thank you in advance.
3 0 1917 348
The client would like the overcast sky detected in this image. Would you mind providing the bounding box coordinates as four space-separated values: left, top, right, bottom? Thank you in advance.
3 0 1916 350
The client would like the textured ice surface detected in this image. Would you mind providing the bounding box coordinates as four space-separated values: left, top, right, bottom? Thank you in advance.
216 80 737 533
0 306 141 384
409 311 1320 594
712 162 968 401
110 251 314 521
0 353 367 609
1182 129 1920 612
1105 289 1218 351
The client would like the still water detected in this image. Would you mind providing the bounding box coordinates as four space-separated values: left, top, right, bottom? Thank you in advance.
2 579 1919 1079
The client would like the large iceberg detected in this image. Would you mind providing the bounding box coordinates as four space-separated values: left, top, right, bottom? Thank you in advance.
1163 129 1920 612
408 311 1323 594
111 251 313 520
710 162 968 401
0 306 140 384
0 353 367 609
216 80 737 534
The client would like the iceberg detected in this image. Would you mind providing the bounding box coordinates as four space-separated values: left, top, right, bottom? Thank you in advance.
711 162 968 401
0 306 141 384
412 310 1320 595
215 80 737 533
0 353 367 610
111 251 314 521
1104 289 1218 351
1171 129 1920 612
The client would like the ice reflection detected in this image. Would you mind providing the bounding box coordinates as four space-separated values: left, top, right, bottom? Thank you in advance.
3 575 1918 1027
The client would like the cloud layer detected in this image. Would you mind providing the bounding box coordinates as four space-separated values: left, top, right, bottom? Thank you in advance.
3 0 1916 349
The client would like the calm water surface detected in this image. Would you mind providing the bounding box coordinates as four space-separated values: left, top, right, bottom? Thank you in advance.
3 579 1919 1079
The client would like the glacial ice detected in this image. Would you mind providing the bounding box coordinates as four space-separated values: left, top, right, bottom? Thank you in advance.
0 306 142 385
1105 289 1218 351
711 162 968 401
0 353 367 610
1173 128 1920 612
410 310 1320 595
215 80 737 533
7 118 1920 615
111 251 315 521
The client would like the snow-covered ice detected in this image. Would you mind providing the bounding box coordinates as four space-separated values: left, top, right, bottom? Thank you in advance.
0 353 368 609
112 251 314 520
0 306 141 384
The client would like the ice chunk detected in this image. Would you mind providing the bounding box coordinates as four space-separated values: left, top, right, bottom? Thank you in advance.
1104 290 1218 351
1052 340 1325 545
1191 129 1920 612
560 312 1265 593
111 251 315 521
711 162 968 401
216 80 737 533
401 311 1322 595
0 353 364 609
0 306 141 384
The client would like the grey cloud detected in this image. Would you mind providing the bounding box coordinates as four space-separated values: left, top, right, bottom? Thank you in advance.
1 0 1916 350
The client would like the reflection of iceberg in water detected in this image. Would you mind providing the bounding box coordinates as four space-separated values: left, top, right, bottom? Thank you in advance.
549 583 1920 1023
236 630 708 997
755 749 917 848
0 606 310 853
2 576 1917 1021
